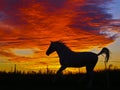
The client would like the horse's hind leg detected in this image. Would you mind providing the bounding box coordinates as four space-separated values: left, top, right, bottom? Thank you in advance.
86 64 96 88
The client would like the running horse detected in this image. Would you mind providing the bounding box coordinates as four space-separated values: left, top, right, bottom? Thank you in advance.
46 41 110 87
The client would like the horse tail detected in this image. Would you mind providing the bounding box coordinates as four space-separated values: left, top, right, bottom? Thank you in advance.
98 47 110 62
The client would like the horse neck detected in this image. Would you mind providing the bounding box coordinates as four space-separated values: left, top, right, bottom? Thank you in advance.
56 44 72 58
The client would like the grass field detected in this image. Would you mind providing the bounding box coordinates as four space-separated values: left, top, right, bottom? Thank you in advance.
0 68 120 89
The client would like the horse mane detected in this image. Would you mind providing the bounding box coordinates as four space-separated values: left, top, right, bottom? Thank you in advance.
55 41 71 51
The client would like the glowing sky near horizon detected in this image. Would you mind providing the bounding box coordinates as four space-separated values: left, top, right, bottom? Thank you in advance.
0 0 120 72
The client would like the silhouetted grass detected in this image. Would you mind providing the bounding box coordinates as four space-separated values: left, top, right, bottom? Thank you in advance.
0 69 120 89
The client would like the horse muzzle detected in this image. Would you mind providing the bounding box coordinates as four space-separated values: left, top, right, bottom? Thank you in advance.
46 52 50 56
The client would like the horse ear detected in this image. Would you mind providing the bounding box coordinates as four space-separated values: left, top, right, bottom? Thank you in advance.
50 41 53 43
58 40 63 43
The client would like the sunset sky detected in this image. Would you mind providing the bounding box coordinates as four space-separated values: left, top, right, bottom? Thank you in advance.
0 0 120 73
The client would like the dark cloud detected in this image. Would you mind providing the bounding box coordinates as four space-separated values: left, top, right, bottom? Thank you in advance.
36 0 67 8
0 12 6 21
69 1 112 33
0 0 29 26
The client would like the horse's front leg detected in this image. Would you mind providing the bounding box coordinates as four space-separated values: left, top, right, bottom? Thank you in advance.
56 65 66 75
53 66 66 83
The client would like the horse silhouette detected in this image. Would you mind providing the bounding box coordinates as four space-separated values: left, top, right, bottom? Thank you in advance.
46 41 110 87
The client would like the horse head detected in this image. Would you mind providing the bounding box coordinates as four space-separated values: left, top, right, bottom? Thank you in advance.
46 41 57 56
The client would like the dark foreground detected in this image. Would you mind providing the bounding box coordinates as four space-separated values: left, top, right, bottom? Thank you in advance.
0 69 120 89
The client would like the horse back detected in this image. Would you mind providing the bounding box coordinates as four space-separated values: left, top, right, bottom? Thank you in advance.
68 52 98 67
